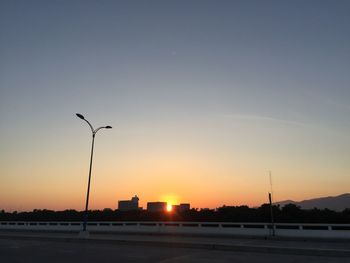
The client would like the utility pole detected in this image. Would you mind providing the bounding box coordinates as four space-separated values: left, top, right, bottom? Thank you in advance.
268 171 275 236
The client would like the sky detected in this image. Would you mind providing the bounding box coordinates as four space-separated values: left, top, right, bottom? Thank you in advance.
1 0 350 211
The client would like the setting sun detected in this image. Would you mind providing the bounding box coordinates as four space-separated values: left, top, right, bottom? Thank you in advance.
166 204 172 212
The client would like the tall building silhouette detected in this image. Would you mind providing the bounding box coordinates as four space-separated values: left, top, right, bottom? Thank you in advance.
147 202 167 212
118 195 139 211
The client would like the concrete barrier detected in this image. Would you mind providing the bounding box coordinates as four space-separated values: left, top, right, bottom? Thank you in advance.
1 221 350 239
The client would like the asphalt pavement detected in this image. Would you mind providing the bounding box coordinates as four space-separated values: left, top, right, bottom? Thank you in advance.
1 238 350 263
1 230 350 262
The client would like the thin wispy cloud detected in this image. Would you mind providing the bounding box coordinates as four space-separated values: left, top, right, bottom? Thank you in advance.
226 114 310 128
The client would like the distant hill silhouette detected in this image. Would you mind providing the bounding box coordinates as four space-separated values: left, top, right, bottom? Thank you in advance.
275 193 350 211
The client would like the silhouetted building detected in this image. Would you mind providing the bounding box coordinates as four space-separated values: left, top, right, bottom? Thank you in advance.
179 203 190 211
147 202 167 212
172 205 180 212
118 195 139 211
171 203 190 213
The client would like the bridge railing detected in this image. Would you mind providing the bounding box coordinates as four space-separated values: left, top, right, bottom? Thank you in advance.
1 221 350 239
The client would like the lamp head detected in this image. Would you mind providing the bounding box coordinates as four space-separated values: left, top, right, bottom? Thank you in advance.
105 126 112 129
76 113 85 120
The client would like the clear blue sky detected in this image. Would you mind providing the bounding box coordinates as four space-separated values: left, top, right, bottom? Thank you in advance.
1 1 349 211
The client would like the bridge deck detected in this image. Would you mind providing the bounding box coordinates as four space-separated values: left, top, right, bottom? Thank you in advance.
2 238 349 263
1 230 350 258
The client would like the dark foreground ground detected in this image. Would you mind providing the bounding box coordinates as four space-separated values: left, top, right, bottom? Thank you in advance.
1 238 349 263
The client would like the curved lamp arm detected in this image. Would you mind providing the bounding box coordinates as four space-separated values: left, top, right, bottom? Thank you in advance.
84 119 95 134
76 113 112 135
94 126 112 135
76 113 94 134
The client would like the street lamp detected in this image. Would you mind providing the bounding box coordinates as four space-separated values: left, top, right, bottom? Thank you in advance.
76 113 112 233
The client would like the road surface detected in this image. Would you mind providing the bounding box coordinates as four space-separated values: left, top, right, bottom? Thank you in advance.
1 238 348 263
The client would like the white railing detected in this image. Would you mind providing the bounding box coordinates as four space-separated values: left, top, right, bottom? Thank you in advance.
1 221 350 239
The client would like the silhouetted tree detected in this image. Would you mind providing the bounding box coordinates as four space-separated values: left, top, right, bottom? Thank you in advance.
0 206 348 223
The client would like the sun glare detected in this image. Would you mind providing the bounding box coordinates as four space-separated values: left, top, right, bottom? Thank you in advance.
166 204 172 212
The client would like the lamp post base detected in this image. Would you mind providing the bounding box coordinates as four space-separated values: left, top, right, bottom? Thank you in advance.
78 230 90 238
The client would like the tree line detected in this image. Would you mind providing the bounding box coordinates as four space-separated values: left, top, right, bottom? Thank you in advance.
1 204 350 223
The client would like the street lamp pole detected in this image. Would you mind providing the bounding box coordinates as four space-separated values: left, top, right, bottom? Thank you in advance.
76 113 112 232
